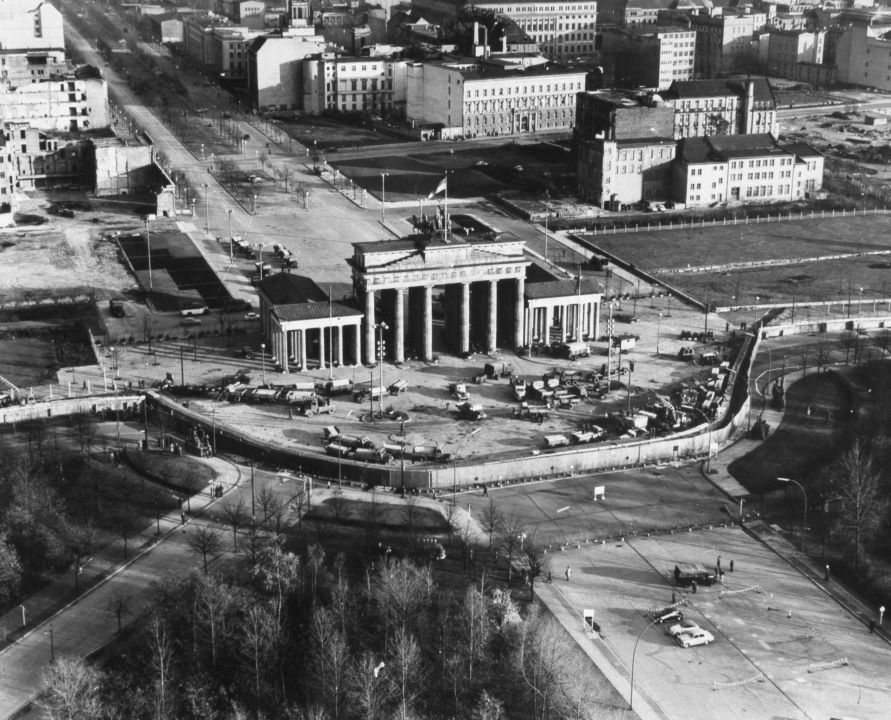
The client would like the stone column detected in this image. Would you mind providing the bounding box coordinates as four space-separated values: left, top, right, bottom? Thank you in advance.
394 288 405 364
353 321 361 366
560 305 567 342
300 328 308 370
487 279 498 352
593 300 601 340
459 282 470 355
280 330 289 373
337 326 344 366
318 326 326 369
365 288 376 365
514 276 525 349
423 286 434 361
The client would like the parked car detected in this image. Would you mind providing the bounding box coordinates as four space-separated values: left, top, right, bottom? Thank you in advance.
244 312 260 320
181 317 201 327
667 619 700 637
675 629 714 648
650 607 684 624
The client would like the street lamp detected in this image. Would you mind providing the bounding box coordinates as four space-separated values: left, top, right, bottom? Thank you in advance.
856 287 864 364
144 216 153 291
203 183 209 233
374 321 388 418
260 342 267 384
227 209 233 260
543 189 550 262
252 194 258 214
778 477 807 552
656 313 663 355
380 172 390 223
630 618 659 711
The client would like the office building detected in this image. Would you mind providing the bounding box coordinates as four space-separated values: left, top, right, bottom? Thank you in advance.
601 26 695 90
663 78 777 139
690 11 767 77
303 53 408 115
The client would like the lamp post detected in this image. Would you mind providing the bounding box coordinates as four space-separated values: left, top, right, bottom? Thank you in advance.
260 342 267 384
630 618 659 711
211 403 217 455
656 313 663 355
252 194 258 214
543 189 550 262
380 172 390 223
145 216 153 291
777 477 807 552
374 321 388 418
256 243 265 280
227 209 233 260
47 624 55 663
203 183 209 233
856 287 864 364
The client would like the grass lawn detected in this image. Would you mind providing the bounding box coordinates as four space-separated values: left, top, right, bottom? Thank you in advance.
585 214 891 307
124 450 216 494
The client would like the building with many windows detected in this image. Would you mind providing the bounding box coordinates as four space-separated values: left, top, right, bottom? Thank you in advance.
0 68 109 133
835 23 891 92
411 0 598 58
690 11 767 77
406 57 586 138
247 34 328 111
663 78 777 139
601 25 695 90
303 53 408 115
672 134 823 207
0 0 64 54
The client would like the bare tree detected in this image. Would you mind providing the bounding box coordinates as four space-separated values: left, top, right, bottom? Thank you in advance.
257 485 278 526
388 626 422 720
875 328 891 357
522 537 544 602
106 588 132 634
828 440 889 570
815 338 832 373
67 521 96 592
307 543 326 601
798 345 809 377
498 514 525 582
148 614 174 720
71 414 98 455
403 494 422 551
309 607 350 720
241 601 278 704
221 498 248 551
347 651 387 720
40 656 105 720
188 526 222 574
479 497 503 551
840 330 857 365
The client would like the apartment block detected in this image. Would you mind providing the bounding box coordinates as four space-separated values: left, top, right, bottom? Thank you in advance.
411 0 598 59
663 78 777 139
574 90 675 207
673 134 823 207
601 26 695 90
4 122 96 190
0 0 64 53
0 69 109 133
690 12 767 77
766 29 825 65
303 54 408 115
406 58 586 139
247 34 327 111
835 23 891 92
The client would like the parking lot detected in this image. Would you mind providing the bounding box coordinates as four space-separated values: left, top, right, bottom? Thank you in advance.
543 525 890 720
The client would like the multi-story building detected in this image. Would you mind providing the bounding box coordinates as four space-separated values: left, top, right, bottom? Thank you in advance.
663 78 777 139
597 0 664 29
411 0 598 59
835 23 891 92
574 90 676 207
0 0 64 54
406 57 586 138
672 133 823 207
183 13 261 78
0 68 109 133
0 132 17 222
601 26 696 90
690 11 767 77
766 29 825 66
247 33 328 111
303 53 408 115
4 121 97 190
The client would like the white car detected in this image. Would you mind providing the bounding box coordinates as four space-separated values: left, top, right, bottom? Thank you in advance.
675 629 714 648
667 619 700 637
244 312 260 320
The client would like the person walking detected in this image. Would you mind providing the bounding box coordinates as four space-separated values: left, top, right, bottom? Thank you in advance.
729 559 734 573
565 566 572 583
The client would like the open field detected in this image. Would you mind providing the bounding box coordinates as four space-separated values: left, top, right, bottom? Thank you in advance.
583 213 891 307
331 141 575 201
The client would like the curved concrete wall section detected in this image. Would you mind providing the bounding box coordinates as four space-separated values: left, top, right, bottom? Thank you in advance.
0 395 144 426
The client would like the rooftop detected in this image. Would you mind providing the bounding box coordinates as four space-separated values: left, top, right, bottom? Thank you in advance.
354 231 525 256
665 77 776 104
526 277 603 300
259 273 330 305
679 133 793 163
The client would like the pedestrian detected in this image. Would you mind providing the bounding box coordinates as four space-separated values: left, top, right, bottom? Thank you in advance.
671 591 676 604
869 619 876 634
180 511 185 524
730 559 734 573
691 579 697 594
483 485 488 497
717 555 722 571
547 570 552 583
825 564 830 581
565 566 572 582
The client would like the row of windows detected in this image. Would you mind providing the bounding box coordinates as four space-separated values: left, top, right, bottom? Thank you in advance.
464 96 571 112
468 81 582 97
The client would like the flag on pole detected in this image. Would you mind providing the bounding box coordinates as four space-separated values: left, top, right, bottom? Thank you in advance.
427 175 447 199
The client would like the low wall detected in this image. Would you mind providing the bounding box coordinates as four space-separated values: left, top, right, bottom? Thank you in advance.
0 395 144 425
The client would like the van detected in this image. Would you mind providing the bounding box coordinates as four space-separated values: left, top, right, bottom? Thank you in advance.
674 563 716 587
544 434 570 448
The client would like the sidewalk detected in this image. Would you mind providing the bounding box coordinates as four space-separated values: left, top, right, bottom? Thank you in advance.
0 455 240 718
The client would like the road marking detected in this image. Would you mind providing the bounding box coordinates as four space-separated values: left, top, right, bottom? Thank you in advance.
556 506 570 514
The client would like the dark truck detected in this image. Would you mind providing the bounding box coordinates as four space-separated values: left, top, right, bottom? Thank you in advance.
673 563 716 587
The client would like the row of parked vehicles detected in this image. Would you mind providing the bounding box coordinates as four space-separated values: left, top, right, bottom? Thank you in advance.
322 425 451 465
